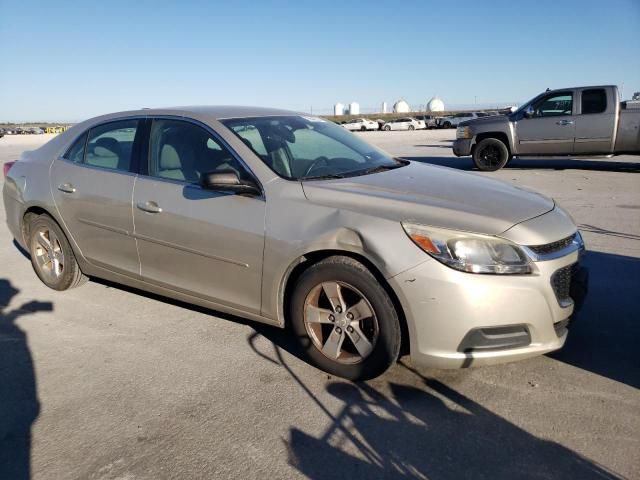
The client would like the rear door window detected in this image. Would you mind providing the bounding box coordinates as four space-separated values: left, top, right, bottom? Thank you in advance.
85 120 140 171
581 89 607 114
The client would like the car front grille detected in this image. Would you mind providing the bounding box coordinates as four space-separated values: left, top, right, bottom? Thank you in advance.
528 233 576 256
551 263 578 306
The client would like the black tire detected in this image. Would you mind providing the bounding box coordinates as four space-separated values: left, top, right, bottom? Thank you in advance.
443 121 451 128
27 214 88 290
408 125 415 131
473 138 510 171
384 125 391 131
360 126 366 131
290 256 401 380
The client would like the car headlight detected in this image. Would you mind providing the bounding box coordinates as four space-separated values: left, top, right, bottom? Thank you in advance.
402 223 532 274
456 126 472 139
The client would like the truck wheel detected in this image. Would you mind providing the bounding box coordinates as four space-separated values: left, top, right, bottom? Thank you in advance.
473 138 510 171
443 121 451 128
290 256 401 380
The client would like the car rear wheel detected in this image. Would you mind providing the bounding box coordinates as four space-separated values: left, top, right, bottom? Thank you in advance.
28 214 87 290
360 126 366 131
290 256 401 380
408 125 415 131
473 138 510 171
443 121 451 128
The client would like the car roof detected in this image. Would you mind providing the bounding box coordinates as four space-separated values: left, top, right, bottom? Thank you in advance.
84 105 304 124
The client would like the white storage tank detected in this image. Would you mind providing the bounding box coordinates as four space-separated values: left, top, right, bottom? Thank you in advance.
348 102 360 115
393 99 410 113
334 103 345 116
381 101 388 113
427 97 445 112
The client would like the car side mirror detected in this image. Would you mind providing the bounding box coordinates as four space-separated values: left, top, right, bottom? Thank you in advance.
200 170 261 196
524 105 535 118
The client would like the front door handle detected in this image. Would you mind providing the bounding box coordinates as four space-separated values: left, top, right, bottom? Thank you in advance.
136 201 162 214
556 120 574 126
58 183 76 193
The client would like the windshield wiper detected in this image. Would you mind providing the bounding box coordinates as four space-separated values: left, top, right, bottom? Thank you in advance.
300 173 346 181
353 161 408 176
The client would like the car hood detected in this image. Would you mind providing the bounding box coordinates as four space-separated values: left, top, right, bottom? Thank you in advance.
301 162 554 235
459 115 509 127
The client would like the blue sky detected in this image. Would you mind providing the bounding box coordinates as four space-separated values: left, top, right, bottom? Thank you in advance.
1 0 639 121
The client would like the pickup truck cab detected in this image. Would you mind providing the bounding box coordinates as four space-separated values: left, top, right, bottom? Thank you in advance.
453 85 640 170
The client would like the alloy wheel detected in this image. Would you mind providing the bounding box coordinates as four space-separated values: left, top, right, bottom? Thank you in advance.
479 144 501 168
303 281 379 364
31 226 65 282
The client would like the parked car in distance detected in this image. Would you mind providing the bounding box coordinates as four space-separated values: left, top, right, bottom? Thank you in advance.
29 127 45 134
453 85 640 171
3 106 588 380
342 118 378 131
410 117 426 129
437 112 488 129
414 115 438 129
382 117 421 131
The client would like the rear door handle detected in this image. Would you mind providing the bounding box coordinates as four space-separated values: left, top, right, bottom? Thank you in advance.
556 120 574 126
58 183 76 193
136 201 162 214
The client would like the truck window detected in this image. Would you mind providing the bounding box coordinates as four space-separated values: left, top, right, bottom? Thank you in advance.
581 89 607 114
533 92 573 117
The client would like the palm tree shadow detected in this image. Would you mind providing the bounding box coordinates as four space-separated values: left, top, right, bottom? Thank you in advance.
284 363 622 479
0 279 52 480
246 331 621 479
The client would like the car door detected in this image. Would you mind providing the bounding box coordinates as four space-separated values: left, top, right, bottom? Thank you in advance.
574 87 615 154
50 119 142 276
515 90 576 155
132 117 265 314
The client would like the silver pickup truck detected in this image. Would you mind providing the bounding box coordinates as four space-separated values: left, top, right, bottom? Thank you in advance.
452 85 640 171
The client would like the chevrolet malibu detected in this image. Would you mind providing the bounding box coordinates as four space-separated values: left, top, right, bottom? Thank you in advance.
2 107 588 380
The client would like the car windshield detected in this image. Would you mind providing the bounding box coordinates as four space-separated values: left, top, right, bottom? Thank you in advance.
222 115 405 180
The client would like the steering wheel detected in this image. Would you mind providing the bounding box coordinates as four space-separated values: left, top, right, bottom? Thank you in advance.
304 156 330 176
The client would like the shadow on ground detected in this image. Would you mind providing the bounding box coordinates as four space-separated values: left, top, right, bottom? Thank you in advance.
550 250 640 389
404 155 640 172
245 249 638 479
0 279 52 480
246 330 622 480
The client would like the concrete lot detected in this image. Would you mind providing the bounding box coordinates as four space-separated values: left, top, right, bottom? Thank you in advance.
1 131 639 479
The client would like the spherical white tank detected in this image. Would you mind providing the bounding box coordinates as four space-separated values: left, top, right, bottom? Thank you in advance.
394 99 410 113
334 103 344 116
348 102 360 115
427 97 445 112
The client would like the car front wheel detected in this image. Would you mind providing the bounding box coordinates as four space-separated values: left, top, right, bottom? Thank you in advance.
28 214 87 290
290 256 401 380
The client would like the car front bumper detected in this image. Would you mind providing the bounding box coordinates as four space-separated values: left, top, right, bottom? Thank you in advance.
452 138 473 156
389 247 586 369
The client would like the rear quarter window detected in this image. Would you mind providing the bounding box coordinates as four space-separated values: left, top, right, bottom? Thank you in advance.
64 133 87 163
581 89 607 114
